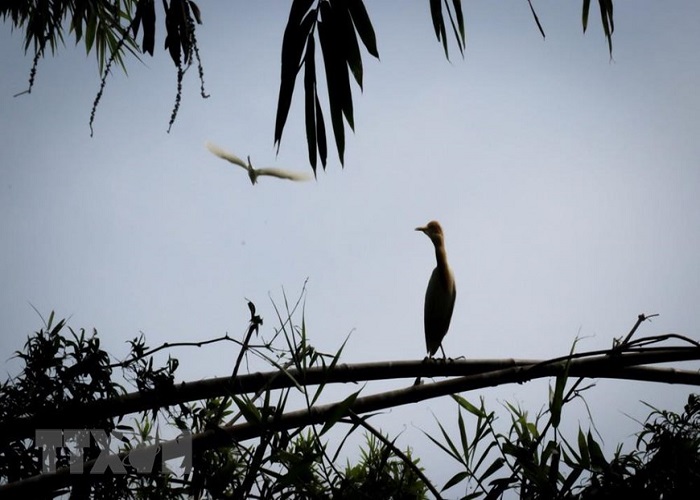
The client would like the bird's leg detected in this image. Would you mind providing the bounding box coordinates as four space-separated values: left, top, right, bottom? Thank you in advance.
415 354 433 385
439 345 448 363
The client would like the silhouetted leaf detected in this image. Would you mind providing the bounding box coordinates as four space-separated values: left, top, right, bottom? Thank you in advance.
275 0 316 148
134 0 156 56
315 93 327 168
318 1 354 164
578 427 590 468
320 389 361 435
443 0 465 55
442 470 469 490
526 0 545 39
347 0 379 58
85 14 97 54
338 3 363 88
452 0 465 42
304 33 317 170
582 0 591 32
598 0 614 56
233 395 261 425
453 394 487 419
482 457 505 480
188 0 202 25
429 0 449 59
587 430 606 469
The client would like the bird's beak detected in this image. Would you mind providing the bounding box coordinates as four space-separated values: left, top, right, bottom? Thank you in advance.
415 226 427 233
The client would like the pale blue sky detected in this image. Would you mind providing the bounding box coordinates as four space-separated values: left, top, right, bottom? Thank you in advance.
2 1 700 494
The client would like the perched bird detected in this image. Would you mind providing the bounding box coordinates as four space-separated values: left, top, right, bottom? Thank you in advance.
205 141 312 185
416 220 456 359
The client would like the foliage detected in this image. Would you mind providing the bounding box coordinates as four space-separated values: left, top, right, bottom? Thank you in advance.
1 300 699 498
0 294 428 498
428 380 700 499
3 0 616 168
581 394 700 498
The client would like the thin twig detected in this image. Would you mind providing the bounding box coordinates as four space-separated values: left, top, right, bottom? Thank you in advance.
619 313 660 346
109 334 238 369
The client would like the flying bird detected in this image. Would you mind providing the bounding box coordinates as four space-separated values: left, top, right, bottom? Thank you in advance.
416 220 456 359
205 141 312 185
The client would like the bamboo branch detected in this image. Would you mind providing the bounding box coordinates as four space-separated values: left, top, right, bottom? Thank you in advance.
3 344 700 445
3 352 700 498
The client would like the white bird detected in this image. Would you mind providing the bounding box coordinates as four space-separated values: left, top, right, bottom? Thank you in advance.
205 141 312 185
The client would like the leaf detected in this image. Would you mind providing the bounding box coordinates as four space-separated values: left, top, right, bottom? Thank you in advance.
549 374 566 429
526 0 545 39
188 0 202 24
577 428 590 468
422 427 461 463
451 0 465 43
452 394 487 419
304 33 318 170
320 389 361 435
587 430 607 469
338 3 363 88
598 0 614 57
582 0 591 32
85 13 97 55
315 93 327 168
347 0 379 58
442 470 470 491
429 0 449 59
481 457 505 480
233 395 262 425
137 0 156 56
318 1 352 164
443 0 465 55
458 409 469 462
275 0 317 148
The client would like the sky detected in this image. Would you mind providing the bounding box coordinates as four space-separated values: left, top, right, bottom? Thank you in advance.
2 0 700 495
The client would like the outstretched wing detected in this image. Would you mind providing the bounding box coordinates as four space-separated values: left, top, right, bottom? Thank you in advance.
256 168 312 182
205 141 249 170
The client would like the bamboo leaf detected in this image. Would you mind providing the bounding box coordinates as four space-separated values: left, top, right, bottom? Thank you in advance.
233 396 262 425
338 2 363 88
598 0 614 56
452 394 487 419
587 430 607 469
320 389 361 435
481 457 505 480
443 0 464 55
422 427 461 462
303 33 317 170
451 0 465 43
318 2 349 164
577 427 590 468
549 374 566 429
526 0 546 39
315 93 327 168
458 409 469 462
347 0 379 58
275 0 317 148
442 470 469 491
582 0 591 32
429 0 449 59
429 0 443 40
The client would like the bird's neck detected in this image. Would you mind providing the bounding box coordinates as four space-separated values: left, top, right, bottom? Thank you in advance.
433 239 451 282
